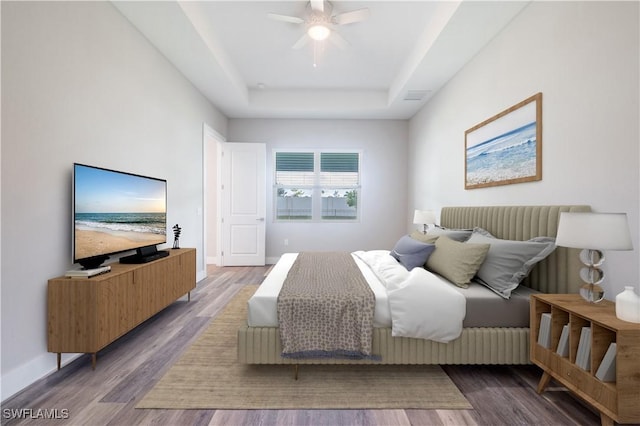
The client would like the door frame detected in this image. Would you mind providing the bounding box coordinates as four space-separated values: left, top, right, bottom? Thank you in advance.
203 122 225 266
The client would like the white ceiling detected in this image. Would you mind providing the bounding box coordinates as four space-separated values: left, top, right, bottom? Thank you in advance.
113 1 530 120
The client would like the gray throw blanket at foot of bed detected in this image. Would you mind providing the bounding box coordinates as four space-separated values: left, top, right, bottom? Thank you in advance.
277 251 378 359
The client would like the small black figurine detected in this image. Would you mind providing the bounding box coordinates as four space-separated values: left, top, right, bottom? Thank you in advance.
172 224 182 249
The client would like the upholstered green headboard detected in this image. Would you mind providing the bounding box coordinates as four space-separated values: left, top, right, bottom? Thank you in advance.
440 205 591 294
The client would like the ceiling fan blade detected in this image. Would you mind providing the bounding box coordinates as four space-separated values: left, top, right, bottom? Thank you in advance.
334 8 370 25
292 34 311 50
328 31 349 50
310 0 324 13
267 13 304 24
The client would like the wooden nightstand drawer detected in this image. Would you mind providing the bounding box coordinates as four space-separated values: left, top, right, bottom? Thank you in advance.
558 359 617 413
532 345 560 370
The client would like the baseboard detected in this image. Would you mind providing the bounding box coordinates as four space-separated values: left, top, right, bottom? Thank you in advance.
206 256 276 266
1 352 82 403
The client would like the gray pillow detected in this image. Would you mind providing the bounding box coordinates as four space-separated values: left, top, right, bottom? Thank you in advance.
409 230 439 244
390 235 436 270
467 228 556 299
425 236 490 288
428 226 473 242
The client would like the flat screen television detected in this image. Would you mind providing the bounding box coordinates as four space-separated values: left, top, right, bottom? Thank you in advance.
73 163 167 269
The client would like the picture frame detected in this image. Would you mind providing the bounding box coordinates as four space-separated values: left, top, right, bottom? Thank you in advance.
465 93 542 189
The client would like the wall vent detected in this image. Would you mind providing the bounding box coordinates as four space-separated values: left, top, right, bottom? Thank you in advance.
403 90 430 101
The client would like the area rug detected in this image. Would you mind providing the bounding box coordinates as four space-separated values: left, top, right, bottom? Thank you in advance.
136 285 471 410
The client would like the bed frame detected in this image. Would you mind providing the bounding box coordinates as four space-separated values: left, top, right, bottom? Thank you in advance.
238 205 590 365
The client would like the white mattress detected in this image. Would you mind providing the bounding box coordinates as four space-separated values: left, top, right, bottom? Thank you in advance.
247 253 392 327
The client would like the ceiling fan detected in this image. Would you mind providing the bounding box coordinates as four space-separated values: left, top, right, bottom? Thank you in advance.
267 0 370 50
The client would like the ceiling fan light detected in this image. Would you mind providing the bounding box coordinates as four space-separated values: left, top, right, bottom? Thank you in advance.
307 24 330 41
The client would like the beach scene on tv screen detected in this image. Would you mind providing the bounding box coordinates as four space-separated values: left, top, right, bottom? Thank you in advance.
74 166 166 260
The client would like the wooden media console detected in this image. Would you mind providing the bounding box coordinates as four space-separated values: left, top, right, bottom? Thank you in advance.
47 248 196 369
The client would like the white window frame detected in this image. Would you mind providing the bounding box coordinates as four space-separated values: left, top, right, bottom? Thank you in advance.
274 149 362 223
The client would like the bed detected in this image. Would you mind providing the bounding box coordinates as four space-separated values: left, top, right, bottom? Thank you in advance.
238 205 590 366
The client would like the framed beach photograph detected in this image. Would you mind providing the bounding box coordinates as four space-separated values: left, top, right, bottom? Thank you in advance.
465 93 542 189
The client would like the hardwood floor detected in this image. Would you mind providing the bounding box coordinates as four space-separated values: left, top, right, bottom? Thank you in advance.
2 265 604 426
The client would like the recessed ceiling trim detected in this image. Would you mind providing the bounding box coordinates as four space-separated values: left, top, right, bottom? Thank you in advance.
249 88 388 110
114 1 531 120
178 1 249 103
388 1 460 106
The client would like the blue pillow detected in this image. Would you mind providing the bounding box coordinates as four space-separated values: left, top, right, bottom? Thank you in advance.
390 235 436 270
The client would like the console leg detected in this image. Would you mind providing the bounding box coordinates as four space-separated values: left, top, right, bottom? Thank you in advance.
57 353 61 370
537 371 552 394
599 412 614 426
91 353 97 370
188 291 191 302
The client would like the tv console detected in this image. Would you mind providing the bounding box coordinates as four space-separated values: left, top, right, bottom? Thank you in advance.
47 248 196 370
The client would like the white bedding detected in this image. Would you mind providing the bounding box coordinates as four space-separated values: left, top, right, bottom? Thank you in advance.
247 252 391 328
247 251 466 342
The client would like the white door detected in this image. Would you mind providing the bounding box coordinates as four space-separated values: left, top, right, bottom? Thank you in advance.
220 142 266 266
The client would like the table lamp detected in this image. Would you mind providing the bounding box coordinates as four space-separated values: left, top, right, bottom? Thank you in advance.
413 209 436 234
555 212 633 303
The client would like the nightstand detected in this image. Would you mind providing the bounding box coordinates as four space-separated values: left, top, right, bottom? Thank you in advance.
530 294 640 426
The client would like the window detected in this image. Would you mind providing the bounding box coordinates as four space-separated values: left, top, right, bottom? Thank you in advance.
275 151 360 221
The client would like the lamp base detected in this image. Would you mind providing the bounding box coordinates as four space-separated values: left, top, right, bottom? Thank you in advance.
577 249 605 303
579 283 605 303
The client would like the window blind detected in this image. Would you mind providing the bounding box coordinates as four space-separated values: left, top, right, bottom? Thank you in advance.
275 150 360 221
275 152 314 186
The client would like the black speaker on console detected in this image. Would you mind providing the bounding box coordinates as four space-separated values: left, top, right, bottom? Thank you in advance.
120 245 169 264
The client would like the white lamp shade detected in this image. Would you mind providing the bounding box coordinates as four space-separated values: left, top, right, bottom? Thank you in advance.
556 212 633 250
413 209 436 225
